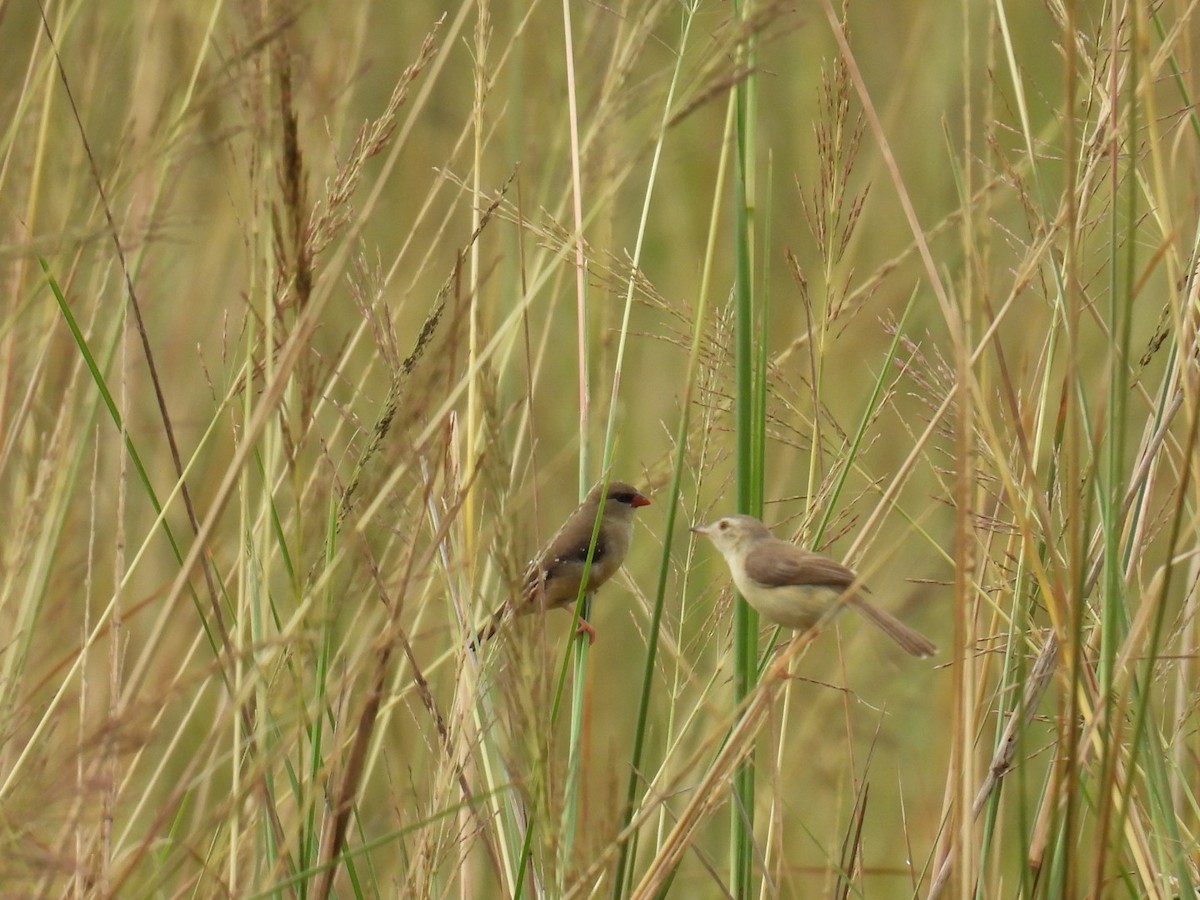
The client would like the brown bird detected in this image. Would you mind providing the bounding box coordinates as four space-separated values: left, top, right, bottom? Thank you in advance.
692 514 936 657
473 480 651 646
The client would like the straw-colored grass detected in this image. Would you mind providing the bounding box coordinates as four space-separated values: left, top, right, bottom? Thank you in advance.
3 0 1198 897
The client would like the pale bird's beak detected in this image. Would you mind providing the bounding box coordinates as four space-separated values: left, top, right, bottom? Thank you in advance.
690 523 711 536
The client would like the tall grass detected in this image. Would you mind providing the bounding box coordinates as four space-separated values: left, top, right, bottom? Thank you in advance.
3 1 1200 897
729 2 764 897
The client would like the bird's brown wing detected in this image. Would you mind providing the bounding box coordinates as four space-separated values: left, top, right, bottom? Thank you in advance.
516 527 605 604
742 540 858 589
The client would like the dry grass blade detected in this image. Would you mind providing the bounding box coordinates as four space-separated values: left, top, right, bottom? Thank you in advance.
834 781 868 900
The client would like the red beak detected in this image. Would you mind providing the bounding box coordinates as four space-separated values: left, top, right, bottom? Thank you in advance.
632 492 651 508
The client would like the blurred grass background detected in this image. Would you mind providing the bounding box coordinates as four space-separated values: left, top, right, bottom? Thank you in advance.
3 0 1198 896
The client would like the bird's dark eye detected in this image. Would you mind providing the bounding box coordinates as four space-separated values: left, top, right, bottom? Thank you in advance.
718 520 729 531
613 491 635 504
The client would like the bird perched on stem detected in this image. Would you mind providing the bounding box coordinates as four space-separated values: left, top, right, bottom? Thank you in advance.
473 480 651 647
692 514 936 658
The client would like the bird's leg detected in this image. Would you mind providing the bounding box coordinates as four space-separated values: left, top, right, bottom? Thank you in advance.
575 617 597 644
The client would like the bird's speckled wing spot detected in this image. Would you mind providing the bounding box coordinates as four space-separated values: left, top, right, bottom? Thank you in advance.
559 533 607 565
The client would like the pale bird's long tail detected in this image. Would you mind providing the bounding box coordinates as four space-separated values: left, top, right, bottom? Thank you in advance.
846 596 937 658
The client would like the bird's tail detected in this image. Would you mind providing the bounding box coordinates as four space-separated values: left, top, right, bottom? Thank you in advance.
470 573 542 650
469 605 507 650
846 596 937 658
